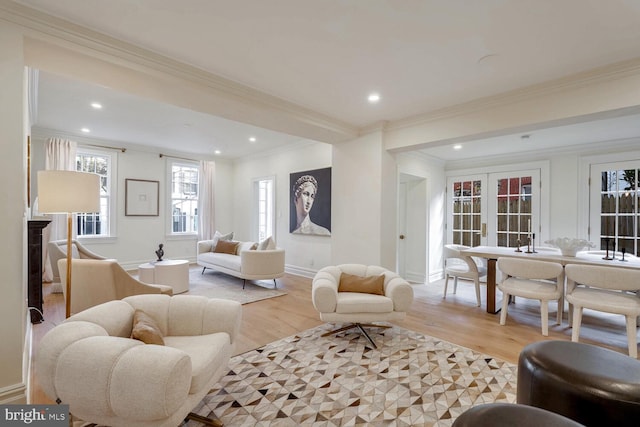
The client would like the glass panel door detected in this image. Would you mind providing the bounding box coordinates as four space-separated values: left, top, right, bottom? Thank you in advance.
590 163 640 256
447 175 487 246
488 170 540 247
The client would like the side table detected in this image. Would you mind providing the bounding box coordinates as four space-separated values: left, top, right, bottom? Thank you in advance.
138 259 189 294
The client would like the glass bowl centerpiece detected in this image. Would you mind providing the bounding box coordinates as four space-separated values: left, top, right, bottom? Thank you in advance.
544 237 595 257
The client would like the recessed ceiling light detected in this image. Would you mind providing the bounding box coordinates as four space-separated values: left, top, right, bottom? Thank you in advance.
368 93 380 103
90 102 102 109
81 128 91 133
249 137 256 143
214 150 221 155
453 144 462 150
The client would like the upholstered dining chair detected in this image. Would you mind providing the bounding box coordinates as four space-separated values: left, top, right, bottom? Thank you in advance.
443 244 487 306
58 259 173 316
312 264 414 348
565 263 640 358
497 257 565 336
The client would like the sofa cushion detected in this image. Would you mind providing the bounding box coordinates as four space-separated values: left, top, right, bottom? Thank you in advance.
198 252 242 272
131 309 165 345
164 332 232 394
214 240 240 254
338 272 385 295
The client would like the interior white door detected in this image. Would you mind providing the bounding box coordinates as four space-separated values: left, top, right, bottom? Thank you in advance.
398 174 427 282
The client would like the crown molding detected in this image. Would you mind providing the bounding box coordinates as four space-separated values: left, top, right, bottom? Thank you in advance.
442 136 640 171
1 1 358 141
388 57 640 132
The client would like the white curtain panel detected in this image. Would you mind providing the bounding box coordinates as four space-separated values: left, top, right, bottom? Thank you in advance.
198 160 216 240
41 138 77 283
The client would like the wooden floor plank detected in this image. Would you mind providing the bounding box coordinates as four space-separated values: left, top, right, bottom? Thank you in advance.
29 272 635 404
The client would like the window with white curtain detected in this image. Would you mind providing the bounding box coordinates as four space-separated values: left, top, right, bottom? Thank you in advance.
168 160 200 235
75 147 116 237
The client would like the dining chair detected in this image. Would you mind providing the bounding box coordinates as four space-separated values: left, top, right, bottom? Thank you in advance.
443 244 486 306
565 263 640 358
497 257 564 336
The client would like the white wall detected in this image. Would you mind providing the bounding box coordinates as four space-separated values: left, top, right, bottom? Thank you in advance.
30 132 213 269
231 141 333 276
0 22 28 404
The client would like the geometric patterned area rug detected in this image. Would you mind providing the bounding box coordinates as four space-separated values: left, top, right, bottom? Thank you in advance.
188 324 517 426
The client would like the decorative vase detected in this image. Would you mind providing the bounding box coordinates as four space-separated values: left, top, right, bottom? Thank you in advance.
544 237 594 257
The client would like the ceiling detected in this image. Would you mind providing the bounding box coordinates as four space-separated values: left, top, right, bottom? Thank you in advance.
16 0 640 160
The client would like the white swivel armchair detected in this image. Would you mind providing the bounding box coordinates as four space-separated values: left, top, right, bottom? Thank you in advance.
443 244 487 306
58 259 173 316
312 264 414 348
497 257 564 336
36 294 242 427
565 264 640 358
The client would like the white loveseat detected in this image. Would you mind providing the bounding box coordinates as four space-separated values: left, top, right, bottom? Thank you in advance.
197 239 285 288
36 294 242 427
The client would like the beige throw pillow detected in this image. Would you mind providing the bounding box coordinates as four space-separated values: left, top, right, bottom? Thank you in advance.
338 272 385 296
257 236 276 250
131 310 164 345
214 239 240 254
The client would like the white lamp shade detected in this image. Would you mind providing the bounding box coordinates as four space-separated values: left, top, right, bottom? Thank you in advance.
37 170 100 213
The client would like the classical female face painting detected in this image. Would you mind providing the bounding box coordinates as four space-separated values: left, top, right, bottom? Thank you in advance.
290 167 331 236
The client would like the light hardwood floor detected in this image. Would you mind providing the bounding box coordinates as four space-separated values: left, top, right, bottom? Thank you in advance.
30 271 635 404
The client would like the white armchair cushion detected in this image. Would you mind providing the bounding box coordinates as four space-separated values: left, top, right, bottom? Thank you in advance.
335 293 394 314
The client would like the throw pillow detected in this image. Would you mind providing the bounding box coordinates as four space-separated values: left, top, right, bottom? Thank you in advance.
214 239 240 254
338 272 385 296
257 236 276 250
212 230 234 248
131 309 164 345
236 241 258 254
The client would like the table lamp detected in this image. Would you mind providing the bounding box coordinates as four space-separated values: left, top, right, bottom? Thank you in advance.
38 170 100 318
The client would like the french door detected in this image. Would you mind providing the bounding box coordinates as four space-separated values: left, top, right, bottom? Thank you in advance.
448 169 541 248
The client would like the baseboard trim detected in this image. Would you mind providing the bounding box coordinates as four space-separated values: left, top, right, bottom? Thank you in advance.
285 265 316 279
404 271 426 284
0 383 27 404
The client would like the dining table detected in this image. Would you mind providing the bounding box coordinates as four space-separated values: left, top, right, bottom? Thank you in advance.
461 245 640 314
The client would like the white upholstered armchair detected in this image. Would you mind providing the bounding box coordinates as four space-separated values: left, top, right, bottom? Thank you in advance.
36 294 242 427
312 264 414 348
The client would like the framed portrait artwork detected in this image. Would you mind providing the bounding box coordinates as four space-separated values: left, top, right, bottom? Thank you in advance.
289 167 331 236
125 179 159 216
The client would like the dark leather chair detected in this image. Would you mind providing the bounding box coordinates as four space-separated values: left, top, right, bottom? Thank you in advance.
453 403 584 427
517 340 640 427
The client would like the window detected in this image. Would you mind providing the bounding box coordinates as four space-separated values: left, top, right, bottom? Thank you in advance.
593 166 639 256
169 161 199 234
253 177 275 242
75 148 115 237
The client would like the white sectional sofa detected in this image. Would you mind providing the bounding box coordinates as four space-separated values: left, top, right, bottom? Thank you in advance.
196 238 285 288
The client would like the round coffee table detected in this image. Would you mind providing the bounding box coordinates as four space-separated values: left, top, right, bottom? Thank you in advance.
138 259 189 294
